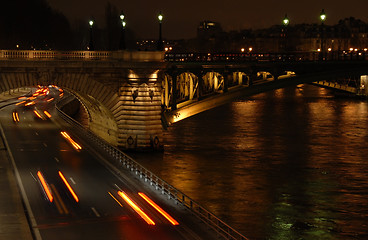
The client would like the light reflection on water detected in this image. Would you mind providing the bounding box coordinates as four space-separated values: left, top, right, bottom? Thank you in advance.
131 84 368 240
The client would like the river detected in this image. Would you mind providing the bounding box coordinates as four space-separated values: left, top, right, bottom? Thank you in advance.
131 84 368 240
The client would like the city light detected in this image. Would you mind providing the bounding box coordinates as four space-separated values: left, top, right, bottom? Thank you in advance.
328 48 332 52
283 14 289 26
158 13 163 23
249 47 253 52
89 20 94 27
241 48 245 52
320 9 326 22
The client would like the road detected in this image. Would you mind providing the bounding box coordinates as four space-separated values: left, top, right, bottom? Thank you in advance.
0 87 215 240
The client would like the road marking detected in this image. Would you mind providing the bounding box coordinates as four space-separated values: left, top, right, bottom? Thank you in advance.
91 207 101 217
43 143 47 147
30 172 37 182
35 132 39 136
54 157 59 163
69 177 76 185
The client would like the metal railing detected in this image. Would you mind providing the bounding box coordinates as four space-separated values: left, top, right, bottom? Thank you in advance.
55 96 248 240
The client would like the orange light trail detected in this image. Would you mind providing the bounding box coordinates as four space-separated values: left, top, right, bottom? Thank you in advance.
60 131 82 150
37 171 53 202
18 96 26 100
108 192 123 207
118 191 155 225
12 112 19 122
44 111 51 118
25 101 35 106
138 192 179 225
47 98 54 102
58 171 79 202
33 110 43 119
16 101 26 106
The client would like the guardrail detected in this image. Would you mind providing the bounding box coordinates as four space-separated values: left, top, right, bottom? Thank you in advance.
55 95 248 240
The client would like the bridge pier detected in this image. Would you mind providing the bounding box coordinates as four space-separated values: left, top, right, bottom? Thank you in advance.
117 69 165 151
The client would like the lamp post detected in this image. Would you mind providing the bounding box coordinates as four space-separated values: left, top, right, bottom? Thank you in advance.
320 9 326 60
282 14 289 53
119 11 126 50
88 19 94 51
157 12 163 51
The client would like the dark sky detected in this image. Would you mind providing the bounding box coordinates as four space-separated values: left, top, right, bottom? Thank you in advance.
47 0 368 39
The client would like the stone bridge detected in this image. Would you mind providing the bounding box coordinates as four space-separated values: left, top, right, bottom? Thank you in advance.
0 50 367 151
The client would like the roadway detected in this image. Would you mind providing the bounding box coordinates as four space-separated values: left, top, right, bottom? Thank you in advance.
0 87 215 240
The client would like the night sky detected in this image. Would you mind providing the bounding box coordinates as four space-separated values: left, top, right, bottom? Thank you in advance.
47 0 368 39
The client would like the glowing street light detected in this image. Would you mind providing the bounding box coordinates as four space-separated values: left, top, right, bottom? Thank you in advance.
88 19 94 51
283 14 289 26
119 11 126 50
319 9 326 60
320 9 326 23
157 12 163 51
282 14 289 52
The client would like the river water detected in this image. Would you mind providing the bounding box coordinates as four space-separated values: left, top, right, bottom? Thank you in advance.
131 84 368 240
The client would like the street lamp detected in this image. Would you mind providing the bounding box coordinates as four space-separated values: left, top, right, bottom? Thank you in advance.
88 19 94 51
119 11 126 50
282 14 289 52
157 12 163 51
320 9 326 60
283 14 289 26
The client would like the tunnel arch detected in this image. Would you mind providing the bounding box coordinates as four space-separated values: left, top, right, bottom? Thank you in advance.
0 71 120 146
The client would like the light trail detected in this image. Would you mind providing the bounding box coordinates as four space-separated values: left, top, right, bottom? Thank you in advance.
43 110 51 118
138 192 179 225
16 101 26 106
58 171 79 202
12 111 19 122
33 110 43 119
60 131 82 150
37 171 53 202
108 192 123 207
118 191 155 225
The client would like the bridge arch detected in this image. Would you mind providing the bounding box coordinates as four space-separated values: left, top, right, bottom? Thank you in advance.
202 71 224 94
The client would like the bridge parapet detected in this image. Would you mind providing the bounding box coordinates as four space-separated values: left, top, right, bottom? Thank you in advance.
0 50 164 62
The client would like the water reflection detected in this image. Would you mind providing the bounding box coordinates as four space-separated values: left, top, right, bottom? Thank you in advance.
131 84 368 240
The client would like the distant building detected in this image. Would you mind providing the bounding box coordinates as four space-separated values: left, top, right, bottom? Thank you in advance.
166 17 368 54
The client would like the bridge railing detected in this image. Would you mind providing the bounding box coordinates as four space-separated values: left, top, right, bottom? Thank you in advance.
165 51 368 62
56 95 248 240
0 50 111 60
0 50 165 61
